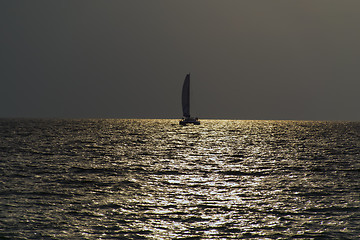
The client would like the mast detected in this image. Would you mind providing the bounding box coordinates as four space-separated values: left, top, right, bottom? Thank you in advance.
182 74 190 118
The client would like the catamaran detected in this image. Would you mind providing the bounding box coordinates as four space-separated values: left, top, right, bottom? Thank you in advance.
179 73 200 125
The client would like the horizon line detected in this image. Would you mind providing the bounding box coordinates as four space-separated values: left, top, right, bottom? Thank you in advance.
0 117 358 122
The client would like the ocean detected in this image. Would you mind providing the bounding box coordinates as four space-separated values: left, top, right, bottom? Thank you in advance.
0 119 359 239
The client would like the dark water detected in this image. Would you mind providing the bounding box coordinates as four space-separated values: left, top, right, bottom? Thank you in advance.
0 119 359 239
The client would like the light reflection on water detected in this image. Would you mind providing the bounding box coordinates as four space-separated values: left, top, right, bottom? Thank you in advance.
0 119 359 239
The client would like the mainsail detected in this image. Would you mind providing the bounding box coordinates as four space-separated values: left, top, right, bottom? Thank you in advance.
182 74 190 118
179 73 200 125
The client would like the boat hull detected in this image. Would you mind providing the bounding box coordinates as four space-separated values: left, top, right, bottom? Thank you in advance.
179 118 200 125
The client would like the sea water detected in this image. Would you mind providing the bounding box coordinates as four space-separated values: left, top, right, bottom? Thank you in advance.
0 119 359 239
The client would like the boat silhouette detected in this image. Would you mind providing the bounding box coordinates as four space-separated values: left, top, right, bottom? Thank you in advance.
179 73 200 125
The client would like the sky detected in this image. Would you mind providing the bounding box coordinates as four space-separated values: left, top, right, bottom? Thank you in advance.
1 0 360 120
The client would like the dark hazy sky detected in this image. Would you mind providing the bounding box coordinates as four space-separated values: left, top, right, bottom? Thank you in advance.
1 1 360 120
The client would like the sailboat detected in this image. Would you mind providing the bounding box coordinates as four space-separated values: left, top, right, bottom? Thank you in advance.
179 73 200 125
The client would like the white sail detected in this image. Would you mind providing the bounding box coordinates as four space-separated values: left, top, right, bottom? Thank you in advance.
182 74 190 118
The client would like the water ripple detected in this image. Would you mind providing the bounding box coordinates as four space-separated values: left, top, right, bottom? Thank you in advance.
0 119 359 239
